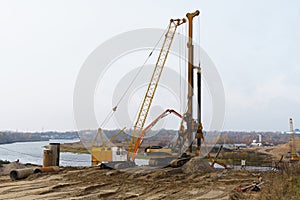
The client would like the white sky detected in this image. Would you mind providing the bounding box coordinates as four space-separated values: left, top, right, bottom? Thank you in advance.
0 0 300 132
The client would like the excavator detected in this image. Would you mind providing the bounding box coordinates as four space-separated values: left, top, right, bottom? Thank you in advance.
131 109 182 161
210 145 227 169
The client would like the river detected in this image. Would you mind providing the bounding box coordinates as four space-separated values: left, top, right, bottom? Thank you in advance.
0 139 148 166
0 139 90 166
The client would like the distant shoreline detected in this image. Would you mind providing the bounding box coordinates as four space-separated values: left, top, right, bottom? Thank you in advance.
0 139 49 145
0 131 79 146
0 138 80 145
60 141 90 154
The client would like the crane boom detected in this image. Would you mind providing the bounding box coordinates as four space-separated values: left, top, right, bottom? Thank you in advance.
131 109 183 161
102 127 127 147
128 18 186 155
92 128 105 147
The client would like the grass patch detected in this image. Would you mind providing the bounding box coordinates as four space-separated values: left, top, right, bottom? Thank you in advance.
259 162 300 200
60 148 90 154
43 144 90 154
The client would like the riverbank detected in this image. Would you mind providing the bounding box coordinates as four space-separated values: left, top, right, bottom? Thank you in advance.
0 139 49 145
0 139 90 166
59 141 89 154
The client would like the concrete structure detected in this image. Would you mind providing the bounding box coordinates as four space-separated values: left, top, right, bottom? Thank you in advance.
49 143 60 166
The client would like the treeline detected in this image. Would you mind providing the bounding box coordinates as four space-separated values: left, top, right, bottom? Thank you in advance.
79 129 292 146
0 129 293 146
216 131 290 145
0 132 46 144
0 131 79 144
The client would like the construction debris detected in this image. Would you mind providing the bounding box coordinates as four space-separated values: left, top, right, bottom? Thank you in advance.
0 161 26 176
10 168 36 180
235 181 264 192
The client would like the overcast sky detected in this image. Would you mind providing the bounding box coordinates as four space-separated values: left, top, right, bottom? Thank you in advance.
0 0 300 132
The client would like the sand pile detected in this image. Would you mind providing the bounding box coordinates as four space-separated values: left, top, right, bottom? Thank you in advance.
182 157 213 174
0 162 26 176
269 138 300 156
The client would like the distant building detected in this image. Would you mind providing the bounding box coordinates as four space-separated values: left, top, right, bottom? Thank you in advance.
250 134 262 146
282 130 300 134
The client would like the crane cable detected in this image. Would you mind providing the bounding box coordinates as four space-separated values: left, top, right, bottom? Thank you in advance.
178 26 182 114
99 26 169 128
179 24 186 114
198 14 201 122
184 23 187 114
180 22 187 115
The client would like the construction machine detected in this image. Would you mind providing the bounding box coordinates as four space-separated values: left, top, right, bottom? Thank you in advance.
91 128 128 166
209 145 227 169
155 10 208 168
288 118 299 162
132 109 194 167
131 109 183 161
141 10 207 168
127 18 186 158
96 10 211 169
271 118 299 168
96 17 186 169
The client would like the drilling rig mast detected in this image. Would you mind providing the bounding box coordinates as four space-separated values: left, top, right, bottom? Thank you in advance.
186 10 203 155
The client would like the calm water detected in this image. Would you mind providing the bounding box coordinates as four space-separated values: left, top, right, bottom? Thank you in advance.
0 139 147 166
0 139 90 166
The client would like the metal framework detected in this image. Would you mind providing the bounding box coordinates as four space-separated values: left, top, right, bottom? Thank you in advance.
92 128 105 147
186 10 200 153
289 118 299 161
128 18 186 154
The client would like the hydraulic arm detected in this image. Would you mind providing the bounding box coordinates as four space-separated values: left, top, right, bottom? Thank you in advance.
131 109 183 161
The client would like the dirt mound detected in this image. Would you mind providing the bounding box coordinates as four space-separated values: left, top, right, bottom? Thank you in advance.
269 137 300 156
0 162 26 176
182 157 214 174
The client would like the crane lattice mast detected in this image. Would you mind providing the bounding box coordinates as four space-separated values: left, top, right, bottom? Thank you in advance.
289 118 298 160
128 18 186 155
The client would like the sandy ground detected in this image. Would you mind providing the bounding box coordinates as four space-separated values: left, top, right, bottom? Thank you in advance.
0 163 266 200
247 138 300 162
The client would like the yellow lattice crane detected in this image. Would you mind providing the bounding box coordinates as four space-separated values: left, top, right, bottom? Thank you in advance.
127 18 186 158
95 17 186 169
289 118 299 162
91 127 128 166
